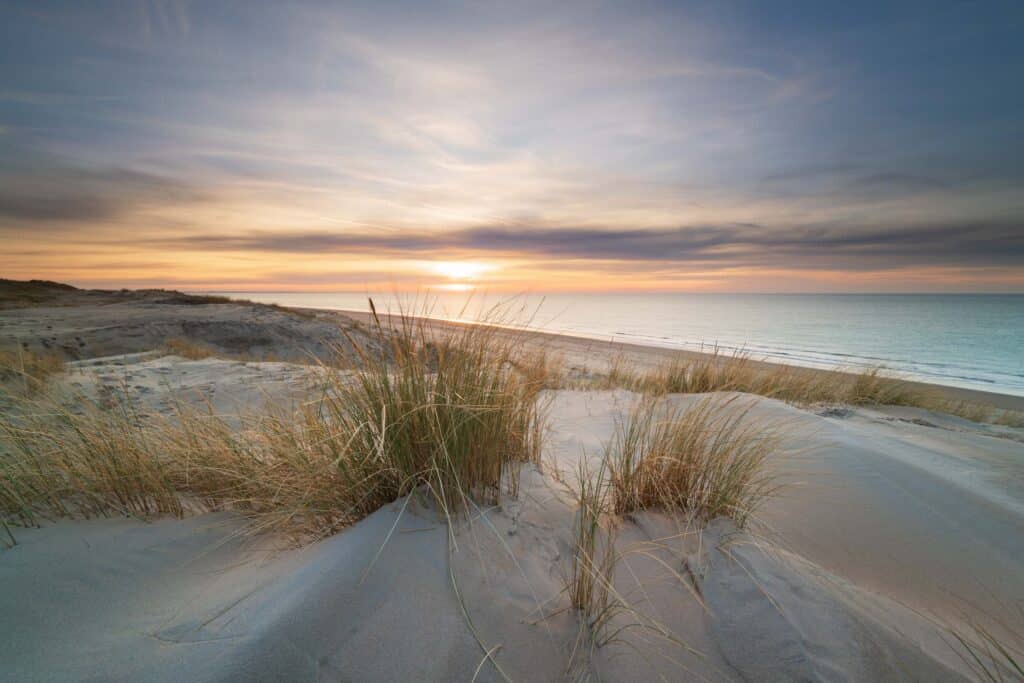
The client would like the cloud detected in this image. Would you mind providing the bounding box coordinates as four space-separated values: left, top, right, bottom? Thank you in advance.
0 195 118 222
0 165 209 224
145 220 1024 270
2 1 1023 290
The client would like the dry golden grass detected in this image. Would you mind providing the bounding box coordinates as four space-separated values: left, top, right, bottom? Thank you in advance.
635 349 926 408
593 348 1021 424
0 348 65 392
564 457 631 673
568 459 618 625
557 393 785 671
0 391 182 527
562 428 719 675
941 400 995 424
845 366 922 406
994 410 1024 429
606 395 780 528
326 299 548 515
0 301 549 542
930 401 1024 428
162 337 217 360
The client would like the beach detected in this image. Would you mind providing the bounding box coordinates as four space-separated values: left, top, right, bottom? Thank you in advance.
333 307 1024 413
213 291 1024 400
6 1 1024 680
1 282 1023 681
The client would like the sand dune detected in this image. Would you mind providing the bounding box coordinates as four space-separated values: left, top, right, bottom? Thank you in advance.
2 285 1022 681
0 281 373 364
3 350 1022 680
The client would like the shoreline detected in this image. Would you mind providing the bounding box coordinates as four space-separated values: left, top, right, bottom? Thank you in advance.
4 284 1024 681
318 306 1024 412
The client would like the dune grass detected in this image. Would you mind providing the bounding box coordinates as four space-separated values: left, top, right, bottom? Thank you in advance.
326 301 547 515
162 337 218 360
559 392 782 658
569 344 1023 429
0 301 549 541
934 400 1024 428
844 366 922 406
0 393 183 528
993 410 1024 429
595 347 1024 427
564 456 634 674
561 398 767 673
944 606 1024 683
568 459 619 630
631 348 925 409
0 348 65 393
605 395 780 528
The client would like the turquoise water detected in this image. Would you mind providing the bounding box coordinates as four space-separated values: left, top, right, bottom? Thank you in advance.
213 292 1024 397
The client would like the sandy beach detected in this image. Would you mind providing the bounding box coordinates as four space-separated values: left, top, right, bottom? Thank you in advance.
2 282 1023 681
5 1 1024 679
333 307 1024 413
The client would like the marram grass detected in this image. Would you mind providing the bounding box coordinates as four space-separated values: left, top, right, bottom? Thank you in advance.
607 347 1024 426
606 395 781 528
0 301 551 542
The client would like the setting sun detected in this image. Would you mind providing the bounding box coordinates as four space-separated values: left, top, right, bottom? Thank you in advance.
427 261 493 281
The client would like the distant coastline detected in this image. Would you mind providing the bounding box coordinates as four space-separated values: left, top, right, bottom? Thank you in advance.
207 291 1024 401
323 306 1024 413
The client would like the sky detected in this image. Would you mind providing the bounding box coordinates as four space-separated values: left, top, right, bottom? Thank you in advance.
1 0 1023 293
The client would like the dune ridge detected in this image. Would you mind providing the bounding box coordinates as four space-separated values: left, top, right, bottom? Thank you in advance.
1 282 1022 681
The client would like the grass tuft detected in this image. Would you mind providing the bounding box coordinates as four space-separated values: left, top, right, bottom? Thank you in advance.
606 395 780 528
162 337 218 360
993 410 1024 429
569 459 618 631
324 299 547 516
0 391 181 527
0 348 65 393
943 606 1024 683
0 300 548 542
604 348 998 417
845 366 922 406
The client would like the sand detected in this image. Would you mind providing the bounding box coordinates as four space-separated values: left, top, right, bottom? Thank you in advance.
2 279 1020 410
2 284 1023 681
3 359 1022 679
0 284 374 365
336 309 1024 412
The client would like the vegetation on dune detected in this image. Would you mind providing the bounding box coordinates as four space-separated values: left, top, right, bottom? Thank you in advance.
162 337 218 360
943 605 1024 683
328 301 548 515
0 348 65 393
568 459 619 636
5 290 1022 679
0 396 184 527
583 347 1024 426
633 349 924 407
0 301 551 542
845 366 922 406
562 454 703 675
564 456 633 673
605 395 780 528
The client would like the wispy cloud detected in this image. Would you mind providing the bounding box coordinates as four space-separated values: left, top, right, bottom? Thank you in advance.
1 0 1022 291
0 165 209 224
136 219 1023 270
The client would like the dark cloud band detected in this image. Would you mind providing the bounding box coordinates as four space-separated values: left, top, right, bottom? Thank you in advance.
147 221 1024 270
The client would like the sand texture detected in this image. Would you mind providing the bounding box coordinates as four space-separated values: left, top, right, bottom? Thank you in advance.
2 284 1022 681
0 281 374 364
2 357 1022 679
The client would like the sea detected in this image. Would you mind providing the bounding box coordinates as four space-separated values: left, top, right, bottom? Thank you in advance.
210 292 1024 397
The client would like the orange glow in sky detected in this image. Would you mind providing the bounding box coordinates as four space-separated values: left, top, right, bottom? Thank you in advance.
2 3 1022 293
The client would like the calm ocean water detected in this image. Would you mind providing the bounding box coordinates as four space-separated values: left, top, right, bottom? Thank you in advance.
213 292 1024 397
